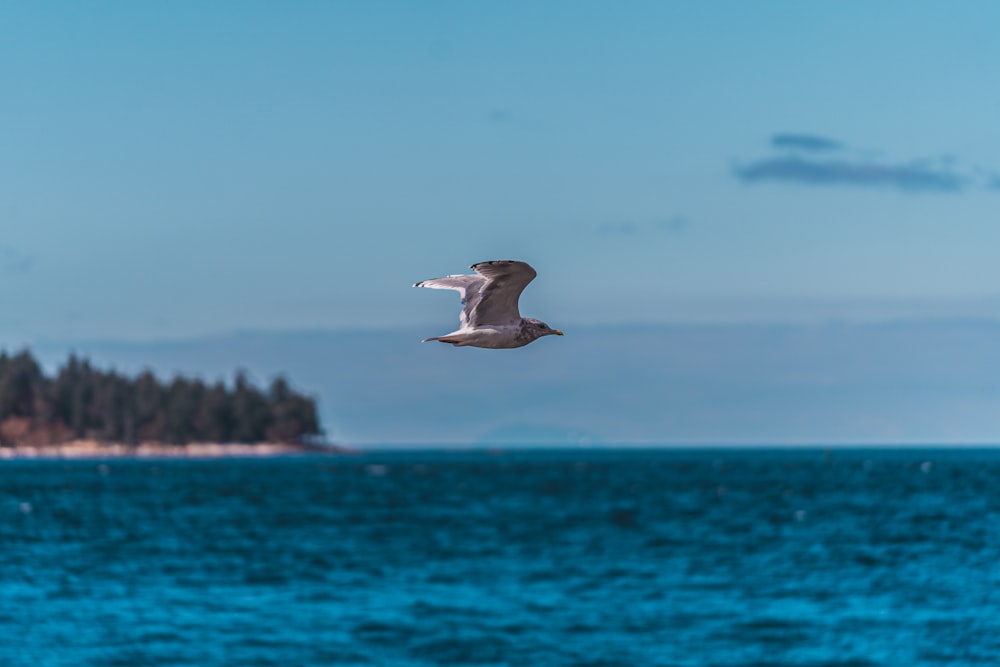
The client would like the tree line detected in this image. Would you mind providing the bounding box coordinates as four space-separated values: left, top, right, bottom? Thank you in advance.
0 350 322 446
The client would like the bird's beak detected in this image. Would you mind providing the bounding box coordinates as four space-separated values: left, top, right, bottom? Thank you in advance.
553 329 564 336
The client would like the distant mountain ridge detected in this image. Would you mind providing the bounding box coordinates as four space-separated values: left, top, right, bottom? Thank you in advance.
24 319 1000 446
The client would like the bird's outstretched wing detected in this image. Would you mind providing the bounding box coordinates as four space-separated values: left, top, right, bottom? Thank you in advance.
468 260 537 326
413 274 486 329
413 260 537 328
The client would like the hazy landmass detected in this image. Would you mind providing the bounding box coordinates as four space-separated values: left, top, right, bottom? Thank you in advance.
27 319 1000 446
0 350 322 455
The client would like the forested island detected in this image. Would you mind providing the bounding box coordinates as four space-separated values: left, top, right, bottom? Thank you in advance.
0 350 322 453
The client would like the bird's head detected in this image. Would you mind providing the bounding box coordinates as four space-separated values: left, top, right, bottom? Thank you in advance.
524 318 564 339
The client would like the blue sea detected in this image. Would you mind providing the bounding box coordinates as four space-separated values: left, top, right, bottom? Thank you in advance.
3 448 1000 666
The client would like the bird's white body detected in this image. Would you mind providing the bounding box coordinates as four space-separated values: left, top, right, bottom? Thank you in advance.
414 260 563 349
423 325 532 349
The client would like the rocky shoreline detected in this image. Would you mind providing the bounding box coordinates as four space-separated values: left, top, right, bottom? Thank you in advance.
0 440 340 459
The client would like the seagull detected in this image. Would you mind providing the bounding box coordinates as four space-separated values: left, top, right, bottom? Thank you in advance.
413 260 564 348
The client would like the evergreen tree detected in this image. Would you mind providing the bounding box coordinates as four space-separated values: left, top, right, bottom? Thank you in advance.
196 381 234 443
0 351 322 446
0 350 45 418
267 376 320 443
231 371 271 443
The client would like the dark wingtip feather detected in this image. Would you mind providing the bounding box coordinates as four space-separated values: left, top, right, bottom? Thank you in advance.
472 259 510 269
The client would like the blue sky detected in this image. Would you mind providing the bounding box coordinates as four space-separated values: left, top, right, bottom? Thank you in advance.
4 2 1000 344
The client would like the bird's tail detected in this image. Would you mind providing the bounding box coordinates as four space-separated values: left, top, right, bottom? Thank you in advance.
422 336 462 345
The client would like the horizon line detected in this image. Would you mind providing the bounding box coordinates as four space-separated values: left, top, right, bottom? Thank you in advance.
7 313 1000 348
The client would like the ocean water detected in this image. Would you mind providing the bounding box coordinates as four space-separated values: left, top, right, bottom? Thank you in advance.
3 448 1000 666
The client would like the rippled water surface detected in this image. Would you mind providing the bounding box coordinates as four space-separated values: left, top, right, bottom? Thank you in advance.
4 448 1000 666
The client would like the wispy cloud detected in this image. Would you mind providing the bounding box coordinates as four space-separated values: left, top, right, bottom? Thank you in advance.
487 109 511 123
597 221 637 236
735 135 990 193
771 133 842 152
597 216 687 236
0 246 33 274
656 215 687 232
736 156 966 192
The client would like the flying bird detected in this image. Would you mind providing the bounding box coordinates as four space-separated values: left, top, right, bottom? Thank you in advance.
413 260 564 348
